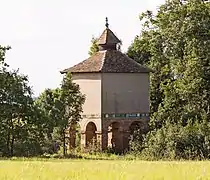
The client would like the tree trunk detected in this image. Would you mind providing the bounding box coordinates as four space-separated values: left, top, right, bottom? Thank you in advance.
69 124 76 150
62 129 66 157
6 119 11 157
11 122 14 157
6 130 10 157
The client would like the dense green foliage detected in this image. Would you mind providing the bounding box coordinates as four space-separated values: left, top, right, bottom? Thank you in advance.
0 47 85 157
128 0 210 159
0 46 43 156
36 74 85 156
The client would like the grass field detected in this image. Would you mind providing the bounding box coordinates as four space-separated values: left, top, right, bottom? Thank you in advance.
1 159 210 180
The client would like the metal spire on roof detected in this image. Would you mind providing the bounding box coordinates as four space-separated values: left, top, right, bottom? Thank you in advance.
105 17 109 29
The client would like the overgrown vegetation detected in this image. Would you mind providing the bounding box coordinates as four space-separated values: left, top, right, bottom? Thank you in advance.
127 0 210 160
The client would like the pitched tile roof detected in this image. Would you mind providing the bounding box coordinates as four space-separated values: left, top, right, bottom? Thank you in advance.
60 18 152 74
97 28 121 45
60 50 152 74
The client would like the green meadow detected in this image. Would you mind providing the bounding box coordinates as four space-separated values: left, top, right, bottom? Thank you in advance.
1 159 210 180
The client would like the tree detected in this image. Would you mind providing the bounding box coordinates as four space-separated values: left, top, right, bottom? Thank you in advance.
59 73 85 154
0 46 85 157
0 46 43 156
128 0 210 159
88 37 99 56
128 0 210 126
153 0 210 126
36 73 85 156
127 34 152 66
35 89 58 140
34 89 60 154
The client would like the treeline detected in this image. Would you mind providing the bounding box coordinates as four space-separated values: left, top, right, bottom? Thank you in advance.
127 0 210 159
0 46 85 157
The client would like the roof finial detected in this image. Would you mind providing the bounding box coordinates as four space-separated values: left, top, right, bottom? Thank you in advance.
105 17 109 29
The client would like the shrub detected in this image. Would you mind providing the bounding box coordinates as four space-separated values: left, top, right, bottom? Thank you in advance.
129 119 210 160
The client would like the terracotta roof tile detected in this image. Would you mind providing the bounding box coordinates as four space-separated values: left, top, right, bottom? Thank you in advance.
60 50 152 74
61 52 105 73
101 50 151 73
61 22 152 74
97 28 121 45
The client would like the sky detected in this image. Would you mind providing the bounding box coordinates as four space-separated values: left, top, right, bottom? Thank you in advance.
0 0 165 97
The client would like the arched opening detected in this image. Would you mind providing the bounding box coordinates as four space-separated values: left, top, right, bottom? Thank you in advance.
129 121 143 149
85 122 97 146
107 122 121 152
130 121 141 137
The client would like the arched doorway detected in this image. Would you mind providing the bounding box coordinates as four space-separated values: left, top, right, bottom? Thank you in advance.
85 122 97 146
129 121 143 149
128 121 145 150
130 121 141 136
107 122 121 152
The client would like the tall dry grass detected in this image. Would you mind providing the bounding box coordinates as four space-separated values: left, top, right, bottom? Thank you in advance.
0 159 210 179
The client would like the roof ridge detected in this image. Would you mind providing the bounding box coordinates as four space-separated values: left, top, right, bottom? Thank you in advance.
105 30 108 44
99 50 107 71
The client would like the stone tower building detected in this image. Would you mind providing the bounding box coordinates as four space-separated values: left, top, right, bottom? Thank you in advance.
61 18 152 153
